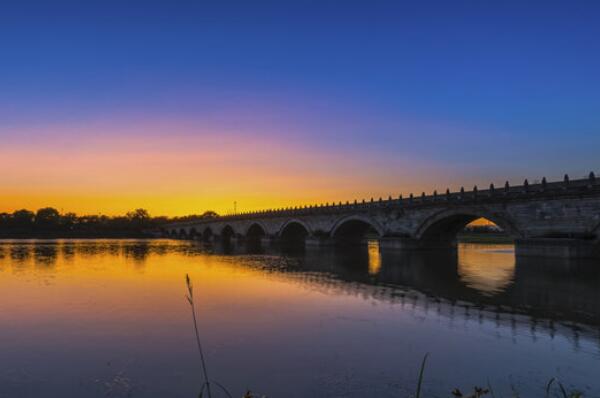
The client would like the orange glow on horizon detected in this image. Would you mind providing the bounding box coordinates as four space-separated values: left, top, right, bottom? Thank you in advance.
1 124 452 217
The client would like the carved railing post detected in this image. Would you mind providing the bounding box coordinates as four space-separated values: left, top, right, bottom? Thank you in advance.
586 171 596 189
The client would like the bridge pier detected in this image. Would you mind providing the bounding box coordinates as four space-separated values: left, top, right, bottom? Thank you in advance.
261 236 278 247
305 236 336 247
378 237 455 251
379 237 413 250
515 238 599 259
230 236 245 245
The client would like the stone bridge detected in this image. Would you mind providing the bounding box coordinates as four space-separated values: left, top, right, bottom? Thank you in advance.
164 174 600 259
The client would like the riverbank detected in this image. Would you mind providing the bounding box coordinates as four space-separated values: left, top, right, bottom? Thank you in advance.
0 232 156 239
457 232 514 244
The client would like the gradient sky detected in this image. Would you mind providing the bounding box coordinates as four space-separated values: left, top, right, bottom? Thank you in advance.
2 1 599 216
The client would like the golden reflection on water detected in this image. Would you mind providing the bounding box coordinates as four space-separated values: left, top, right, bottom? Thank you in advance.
457 243 515 295
367 240 381 275
0 240 336 332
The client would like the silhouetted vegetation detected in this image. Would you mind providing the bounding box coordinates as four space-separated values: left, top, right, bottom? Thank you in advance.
457 224 514 244
0 208 218 238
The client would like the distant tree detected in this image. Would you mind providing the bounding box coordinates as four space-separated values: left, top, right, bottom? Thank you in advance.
126 208 151 230
127 208 150 221
152 215 169 225
0 213 10 227
0 206 211 237
60 212 78 230
201 210 218 219
12 209 35 228
35 207 61 229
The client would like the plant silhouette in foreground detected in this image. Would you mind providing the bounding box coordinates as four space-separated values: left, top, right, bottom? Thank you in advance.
415 353 428 398
415 354 584 398
185 274 234 398
545 378 583 398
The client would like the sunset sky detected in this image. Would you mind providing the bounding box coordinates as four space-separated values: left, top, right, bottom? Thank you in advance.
2 1 599 216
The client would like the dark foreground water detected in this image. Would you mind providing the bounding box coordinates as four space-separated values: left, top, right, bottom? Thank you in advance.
1 239 599 398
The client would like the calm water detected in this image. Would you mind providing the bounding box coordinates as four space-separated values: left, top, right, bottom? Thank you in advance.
1 239 599 398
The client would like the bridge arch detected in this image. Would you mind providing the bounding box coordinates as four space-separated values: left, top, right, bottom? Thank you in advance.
415 208 522 243
330 215 384 239
217 225 237 247
220 224 236 236
179 228 188 239
278 219 312 237
279 219 311 246
246 222 267 239
189 228 199 239
245 222 267 252
202 227 213 242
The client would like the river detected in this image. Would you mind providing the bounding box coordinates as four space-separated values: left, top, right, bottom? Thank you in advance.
0 239 599 397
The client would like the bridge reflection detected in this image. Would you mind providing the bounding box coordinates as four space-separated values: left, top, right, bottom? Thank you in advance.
207 240 600 349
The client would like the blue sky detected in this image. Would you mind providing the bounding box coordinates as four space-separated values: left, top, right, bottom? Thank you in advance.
1 1 599 214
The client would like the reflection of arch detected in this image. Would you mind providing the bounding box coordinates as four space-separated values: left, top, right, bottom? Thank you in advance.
279 220 310 244
415 208 522 242
330 215 384 239
278 219 312 237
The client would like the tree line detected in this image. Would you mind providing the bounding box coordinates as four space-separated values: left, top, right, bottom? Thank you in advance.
0 208 218 238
